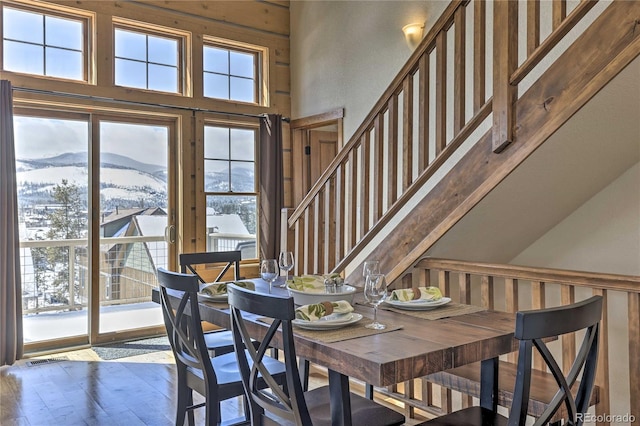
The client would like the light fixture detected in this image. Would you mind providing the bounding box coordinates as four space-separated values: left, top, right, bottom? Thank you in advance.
402 23 424 50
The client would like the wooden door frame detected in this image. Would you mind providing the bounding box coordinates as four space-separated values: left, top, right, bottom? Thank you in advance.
289 108 344 207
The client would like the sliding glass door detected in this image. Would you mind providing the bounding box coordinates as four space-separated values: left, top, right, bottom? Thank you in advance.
15 108 175 350
97 119 171 335
14 112 90 345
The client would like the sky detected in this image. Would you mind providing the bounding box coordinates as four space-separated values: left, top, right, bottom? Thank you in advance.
14 116 168 167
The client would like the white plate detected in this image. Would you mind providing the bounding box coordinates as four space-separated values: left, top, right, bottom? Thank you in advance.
293 313 363 330
316 312 354 323
287 284 356 306
384 297 451 311
197 291 228 302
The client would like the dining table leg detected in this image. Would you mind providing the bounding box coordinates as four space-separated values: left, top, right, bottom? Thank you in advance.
328 369 352 426
480 357 499 413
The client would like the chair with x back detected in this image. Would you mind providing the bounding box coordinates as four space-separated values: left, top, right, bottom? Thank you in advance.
179 250 242 356
180 251 242 284
417 295 603 426
227 283 406 426
157 268 286 426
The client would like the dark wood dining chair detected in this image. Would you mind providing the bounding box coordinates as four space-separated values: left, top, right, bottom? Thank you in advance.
157 268 287 426
416 295 603 426
227 284 406 426
179 250 242 356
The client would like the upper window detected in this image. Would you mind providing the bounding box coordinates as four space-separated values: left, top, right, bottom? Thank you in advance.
2 4 89 81
204 125 256 193
203 123 257 258
203 37 268 105
114 20 187 94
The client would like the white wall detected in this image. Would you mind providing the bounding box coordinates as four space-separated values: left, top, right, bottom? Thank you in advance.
290 0 447 140
509 163 639 425
511 162 640 275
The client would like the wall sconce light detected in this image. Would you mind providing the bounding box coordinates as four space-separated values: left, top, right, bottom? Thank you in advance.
402 23 424 50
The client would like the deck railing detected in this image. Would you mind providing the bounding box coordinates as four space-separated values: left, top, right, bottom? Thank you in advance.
386 257 640 425
19 235 167 315
284 0 601 281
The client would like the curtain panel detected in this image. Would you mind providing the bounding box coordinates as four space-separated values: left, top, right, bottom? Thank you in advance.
0 80 23 366
258 114 284 260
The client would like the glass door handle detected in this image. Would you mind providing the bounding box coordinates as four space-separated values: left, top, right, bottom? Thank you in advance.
165 225 176 244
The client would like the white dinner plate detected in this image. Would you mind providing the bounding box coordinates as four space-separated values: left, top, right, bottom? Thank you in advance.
197 292 228 302
293 313 363 330
384 297 451 311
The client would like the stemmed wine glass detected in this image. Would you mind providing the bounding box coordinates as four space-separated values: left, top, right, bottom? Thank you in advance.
363 260 380 280
260 259 279 293
363 273 388 330
278 251 294 288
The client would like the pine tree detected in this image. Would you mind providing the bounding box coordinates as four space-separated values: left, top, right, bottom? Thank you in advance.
45 179 87 304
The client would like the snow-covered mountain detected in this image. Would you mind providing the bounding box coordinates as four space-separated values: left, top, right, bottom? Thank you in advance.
16 152 255 210
16 153 168 210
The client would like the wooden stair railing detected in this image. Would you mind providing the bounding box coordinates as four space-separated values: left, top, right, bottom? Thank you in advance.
286 0 489 277
380 258 639 426
284 0 613 283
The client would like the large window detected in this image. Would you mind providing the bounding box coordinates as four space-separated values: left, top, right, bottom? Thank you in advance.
204 124 257 258
203 37 267 105
2 4 90 81
114 21 185 94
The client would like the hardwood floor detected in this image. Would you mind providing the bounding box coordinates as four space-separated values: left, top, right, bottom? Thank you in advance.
1 346 424 425
1 348 192 425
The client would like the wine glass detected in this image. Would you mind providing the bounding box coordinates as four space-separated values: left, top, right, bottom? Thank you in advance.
363 260 380 280
260 259 279 293
278 251 294 287
363 273 388 330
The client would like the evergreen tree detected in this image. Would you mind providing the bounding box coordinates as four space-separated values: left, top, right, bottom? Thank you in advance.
45 180 87 304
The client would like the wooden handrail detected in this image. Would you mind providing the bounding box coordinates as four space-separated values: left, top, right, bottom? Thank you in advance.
332 100 492 273
285 0 605 281
510 0 598 86
415 257 640 293
288 0 467 226
410 256 640 425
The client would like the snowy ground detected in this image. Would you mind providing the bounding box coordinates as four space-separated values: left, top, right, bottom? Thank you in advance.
23 301 163 343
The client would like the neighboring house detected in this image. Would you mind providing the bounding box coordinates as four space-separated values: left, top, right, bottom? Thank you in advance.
101 207 165 238
206 207 256 258
101 210 167 301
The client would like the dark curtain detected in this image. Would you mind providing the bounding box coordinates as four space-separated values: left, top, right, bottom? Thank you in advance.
258 114 284 260
1 80 23 366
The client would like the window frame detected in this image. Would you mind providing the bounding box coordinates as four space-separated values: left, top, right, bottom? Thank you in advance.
112 17 191 96
202 118 260 258
0 0 95 83
203 36 269 107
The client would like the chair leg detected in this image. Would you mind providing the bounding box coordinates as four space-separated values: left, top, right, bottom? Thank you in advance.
365 383 374 400
187 394 195 426
299 358 310 391
175 373 190 426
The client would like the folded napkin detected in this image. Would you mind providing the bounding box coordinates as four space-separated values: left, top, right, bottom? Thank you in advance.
287 274 342 293
200 281 255 296
295 300 354 321
389 286 443 302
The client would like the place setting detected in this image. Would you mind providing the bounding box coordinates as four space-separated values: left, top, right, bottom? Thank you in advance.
380 286 485 320
197 280 256 305
274 266 403 342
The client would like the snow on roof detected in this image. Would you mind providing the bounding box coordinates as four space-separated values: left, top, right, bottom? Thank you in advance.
135 215 167 236
206 214 249 235
101 207 166 226
134 215 167 270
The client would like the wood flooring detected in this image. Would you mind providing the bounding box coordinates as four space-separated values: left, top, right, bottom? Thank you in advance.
1 346 423 425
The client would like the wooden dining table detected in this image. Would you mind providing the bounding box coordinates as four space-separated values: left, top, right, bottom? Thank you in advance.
153 277 518 425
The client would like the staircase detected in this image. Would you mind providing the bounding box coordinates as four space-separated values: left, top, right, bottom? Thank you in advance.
283 0 640 286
